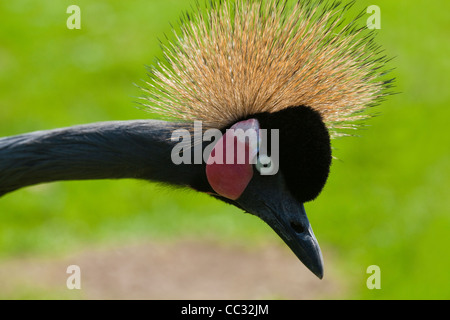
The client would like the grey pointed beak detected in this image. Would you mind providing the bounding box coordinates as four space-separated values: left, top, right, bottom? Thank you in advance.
236 174 323 279
265 203 324 279
236 175 325 279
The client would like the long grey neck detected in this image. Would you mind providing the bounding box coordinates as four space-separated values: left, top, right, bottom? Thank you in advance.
0 120 206 197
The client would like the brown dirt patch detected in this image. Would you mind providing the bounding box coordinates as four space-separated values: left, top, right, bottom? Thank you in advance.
0 240 345 299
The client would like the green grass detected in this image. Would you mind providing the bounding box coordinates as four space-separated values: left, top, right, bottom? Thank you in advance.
0 0 449 299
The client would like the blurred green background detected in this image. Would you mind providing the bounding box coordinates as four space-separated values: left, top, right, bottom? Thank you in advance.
0 0 449 299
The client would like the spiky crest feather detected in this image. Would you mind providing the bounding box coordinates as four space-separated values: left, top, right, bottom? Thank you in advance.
140 0 393 138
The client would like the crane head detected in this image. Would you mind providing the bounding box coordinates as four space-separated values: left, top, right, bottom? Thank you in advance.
141 0 393 279
205 106 332 278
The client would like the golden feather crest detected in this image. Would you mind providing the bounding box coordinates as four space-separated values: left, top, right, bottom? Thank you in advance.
141 0 393 138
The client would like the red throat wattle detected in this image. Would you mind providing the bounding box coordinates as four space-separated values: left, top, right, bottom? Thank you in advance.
206 119 260 200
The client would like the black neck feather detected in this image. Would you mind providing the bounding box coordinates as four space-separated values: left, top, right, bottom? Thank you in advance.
0 120 207 196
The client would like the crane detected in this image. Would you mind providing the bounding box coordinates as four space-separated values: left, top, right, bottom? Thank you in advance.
0 0 393 279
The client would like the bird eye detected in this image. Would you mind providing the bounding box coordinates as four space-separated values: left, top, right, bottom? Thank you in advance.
255 154 272 173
